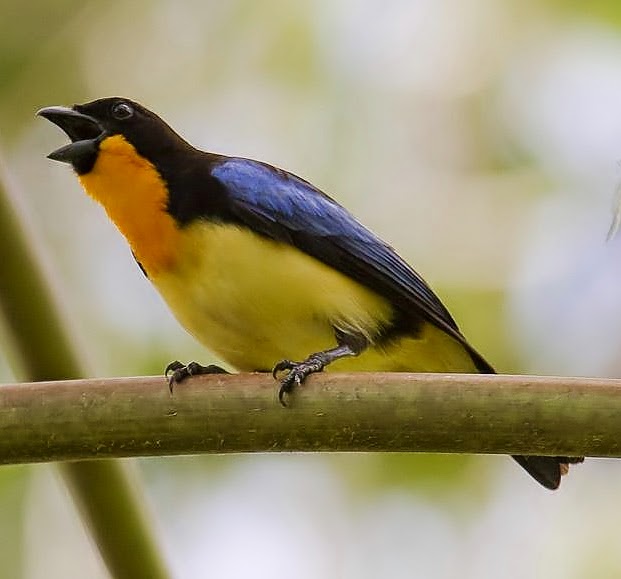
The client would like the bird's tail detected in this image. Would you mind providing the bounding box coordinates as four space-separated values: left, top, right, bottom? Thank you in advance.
511 455 584 490
465 344 584 490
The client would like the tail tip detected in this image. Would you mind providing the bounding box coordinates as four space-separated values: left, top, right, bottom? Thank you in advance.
513 455 584 490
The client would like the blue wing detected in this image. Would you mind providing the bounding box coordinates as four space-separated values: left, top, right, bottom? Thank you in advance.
211 157 491 369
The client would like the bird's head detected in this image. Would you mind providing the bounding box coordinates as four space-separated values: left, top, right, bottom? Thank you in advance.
38 97 186 174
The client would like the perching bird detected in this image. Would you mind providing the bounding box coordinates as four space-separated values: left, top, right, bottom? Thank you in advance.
38 97 582 489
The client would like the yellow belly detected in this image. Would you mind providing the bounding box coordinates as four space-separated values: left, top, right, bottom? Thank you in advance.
152 222 477 373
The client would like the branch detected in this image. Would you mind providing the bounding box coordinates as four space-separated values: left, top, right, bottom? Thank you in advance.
1 372 619 465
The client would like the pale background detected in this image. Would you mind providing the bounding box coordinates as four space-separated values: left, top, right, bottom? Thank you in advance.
1 1 621 577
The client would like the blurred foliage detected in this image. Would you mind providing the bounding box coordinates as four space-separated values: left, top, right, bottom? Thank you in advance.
0 0 91 137
0 466 29 579
547 0 621 27
335 453 492 506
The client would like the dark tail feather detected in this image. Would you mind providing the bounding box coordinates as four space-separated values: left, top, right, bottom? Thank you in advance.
512 455 585 490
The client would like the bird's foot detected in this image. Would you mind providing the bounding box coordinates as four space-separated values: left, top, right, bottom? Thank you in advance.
165 360 229 392
272 354 327 406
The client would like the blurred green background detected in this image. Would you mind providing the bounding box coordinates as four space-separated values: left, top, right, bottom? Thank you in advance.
2 0 621 577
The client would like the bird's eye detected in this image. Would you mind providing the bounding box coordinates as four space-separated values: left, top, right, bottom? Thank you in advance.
111 102 134 120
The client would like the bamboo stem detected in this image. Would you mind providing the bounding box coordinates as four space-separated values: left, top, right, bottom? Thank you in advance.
0 372 618 464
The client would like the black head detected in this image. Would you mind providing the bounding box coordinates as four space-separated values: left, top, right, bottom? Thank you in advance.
38 97 191 174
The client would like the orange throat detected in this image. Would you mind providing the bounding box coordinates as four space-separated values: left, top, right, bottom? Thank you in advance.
78 135 181 276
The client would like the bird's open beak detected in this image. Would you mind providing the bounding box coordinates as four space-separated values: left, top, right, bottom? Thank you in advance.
37 106 105 164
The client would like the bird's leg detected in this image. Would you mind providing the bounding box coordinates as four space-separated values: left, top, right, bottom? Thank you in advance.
165 360 229 392
273 330 367 405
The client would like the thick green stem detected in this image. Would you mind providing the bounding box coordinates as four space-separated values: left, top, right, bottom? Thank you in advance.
0 372 619 464
0 152 170 579
59 461 168 579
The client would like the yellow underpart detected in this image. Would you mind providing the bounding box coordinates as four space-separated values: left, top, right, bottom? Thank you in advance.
78 135 181 275
152 222 478 373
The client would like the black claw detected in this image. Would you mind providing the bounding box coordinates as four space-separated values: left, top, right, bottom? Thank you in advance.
165 360 184 376
278 372 302 406
165 361 229 393
273 355 327 406
272 359 294 379
168 368 187 392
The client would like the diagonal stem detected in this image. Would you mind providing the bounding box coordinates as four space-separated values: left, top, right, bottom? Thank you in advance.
0 149 171 579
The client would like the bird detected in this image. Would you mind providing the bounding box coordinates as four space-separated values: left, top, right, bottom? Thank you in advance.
38 97 583 489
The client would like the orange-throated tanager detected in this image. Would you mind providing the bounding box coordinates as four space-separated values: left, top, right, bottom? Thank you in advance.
38 97 582 489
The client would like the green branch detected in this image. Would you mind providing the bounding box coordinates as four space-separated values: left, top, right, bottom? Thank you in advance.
0 151 171 579
1 372 619 464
